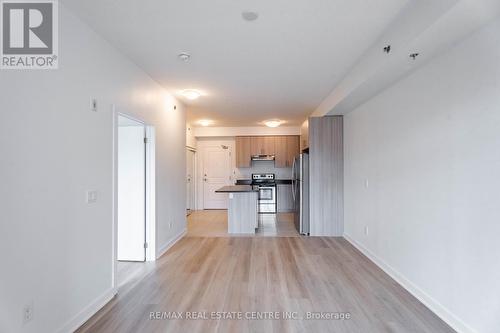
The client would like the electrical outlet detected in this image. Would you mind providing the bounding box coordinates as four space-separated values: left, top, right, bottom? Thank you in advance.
86 190 98 204
169 222 172 229
364 226 369 236
23 303 33 324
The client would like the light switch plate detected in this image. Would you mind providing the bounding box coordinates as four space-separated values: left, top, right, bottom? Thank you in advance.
86 190 97 204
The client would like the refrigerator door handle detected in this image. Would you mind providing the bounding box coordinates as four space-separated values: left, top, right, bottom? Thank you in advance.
291 158 296 201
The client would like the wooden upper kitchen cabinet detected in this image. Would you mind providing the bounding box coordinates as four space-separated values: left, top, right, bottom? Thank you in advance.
286 136 300 167
236 135 299 168
275 136 300 168
251 136 275 156
250 137 263 155
235 137 252 168
274 136 288 168
263 137 276 155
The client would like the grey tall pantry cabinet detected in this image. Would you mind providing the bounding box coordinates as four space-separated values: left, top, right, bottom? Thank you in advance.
308 116 344 236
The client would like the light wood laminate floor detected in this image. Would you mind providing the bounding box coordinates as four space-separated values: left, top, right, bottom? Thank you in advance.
187 210 299 237
78 211 455 333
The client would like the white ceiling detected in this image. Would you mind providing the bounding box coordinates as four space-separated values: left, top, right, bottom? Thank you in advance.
313 0 500 117
61 0 409 126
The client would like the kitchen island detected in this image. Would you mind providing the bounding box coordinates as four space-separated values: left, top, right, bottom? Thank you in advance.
215 185 259 234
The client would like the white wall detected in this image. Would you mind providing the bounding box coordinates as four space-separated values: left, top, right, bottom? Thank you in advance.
344 17 500 333
0 5 186 333
235 161 292 180
186 123 197 149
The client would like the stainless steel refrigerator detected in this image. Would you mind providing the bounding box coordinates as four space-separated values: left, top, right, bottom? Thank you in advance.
292 153 309 235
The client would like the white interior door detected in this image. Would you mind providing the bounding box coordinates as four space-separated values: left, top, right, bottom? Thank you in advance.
186 149 195 211
203 146 232 209
118 118 146 262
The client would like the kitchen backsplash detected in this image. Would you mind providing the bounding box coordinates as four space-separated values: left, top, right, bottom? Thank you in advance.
235 160 292 180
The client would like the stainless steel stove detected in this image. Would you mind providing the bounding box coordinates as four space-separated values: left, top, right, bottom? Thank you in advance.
252 173 276 213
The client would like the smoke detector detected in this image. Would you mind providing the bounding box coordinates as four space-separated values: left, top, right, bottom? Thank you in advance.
178 52 191 62
242 11 259 22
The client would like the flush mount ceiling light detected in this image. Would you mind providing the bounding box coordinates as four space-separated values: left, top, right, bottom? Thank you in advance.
242 11 259 22
198 119 213 127
264 120 283 128
178 52 191 62
181 89 201 100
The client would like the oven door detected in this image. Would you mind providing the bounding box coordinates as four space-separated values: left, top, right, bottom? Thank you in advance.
258 186 275 201
258 186 276 213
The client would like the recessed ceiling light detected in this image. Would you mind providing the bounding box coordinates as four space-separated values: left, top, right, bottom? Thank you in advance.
242 11 259 22
178 52 191 62
181 89 201 100
264 120 282 128
198 119 213 127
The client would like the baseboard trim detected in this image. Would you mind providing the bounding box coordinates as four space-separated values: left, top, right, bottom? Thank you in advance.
343 233 476 333
156 228 187 259
56 287 117 333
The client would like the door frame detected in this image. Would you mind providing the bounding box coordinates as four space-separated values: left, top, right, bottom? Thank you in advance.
186 147 197 213
112 108 156 289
